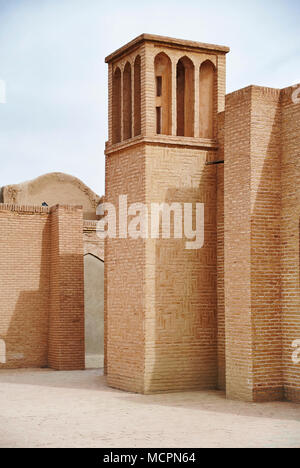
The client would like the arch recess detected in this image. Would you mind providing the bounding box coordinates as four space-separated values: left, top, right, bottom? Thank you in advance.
176 56 195 137
112 67 121 144
134 55 141 136
123 62 132 140
199 60 216 139
154 52 172 135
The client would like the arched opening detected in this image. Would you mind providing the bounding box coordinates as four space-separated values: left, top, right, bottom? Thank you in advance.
123 62 132 141
84 254 104 369
176 56 194 137
112 67 121 144
199 60 216 139
154 52 172 135
134 55 141 137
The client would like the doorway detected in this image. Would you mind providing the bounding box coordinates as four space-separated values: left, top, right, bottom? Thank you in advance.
84 254 104 369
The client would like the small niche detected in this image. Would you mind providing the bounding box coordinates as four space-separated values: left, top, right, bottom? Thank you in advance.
176 56 195 137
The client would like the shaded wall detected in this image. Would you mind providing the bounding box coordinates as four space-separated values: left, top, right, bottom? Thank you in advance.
84 254 104 359
0 203 85 370
281 85 300 402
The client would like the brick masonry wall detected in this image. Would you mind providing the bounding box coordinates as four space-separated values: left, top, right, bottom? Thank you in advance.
105 145 146 392
250 87 282 401
217 111 225 390
0 203 85 370
144 145 218 393
224 87 253 401
0 204 51 369
225 86 283 402
48 205 85 370
281 85 300 402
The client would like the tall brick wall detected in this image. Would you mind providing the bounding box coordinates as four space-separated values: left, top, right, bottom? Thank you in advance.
250 87 282 401
48 205 85 370
225 86 283 401
281 85 300 402
144 145 217 393
0 204 85 370
224 87 253 401
105 145 146 393
0 205 51 369
217 111 225 390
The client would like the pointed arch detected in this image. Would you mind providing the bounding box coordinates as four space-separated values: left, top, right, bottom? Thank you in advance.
199 60 216 139
112 67 121 144
154 52 172 135
176 56 195 137
134 55 141 137
123 62 132 141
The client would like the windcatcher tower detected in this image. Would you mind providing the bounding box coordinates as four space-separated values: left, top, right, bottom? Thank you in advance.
105 34 229 393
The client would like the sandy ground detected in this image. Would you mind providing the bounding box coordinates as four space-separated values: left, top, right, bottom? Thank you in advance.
0 368 299 448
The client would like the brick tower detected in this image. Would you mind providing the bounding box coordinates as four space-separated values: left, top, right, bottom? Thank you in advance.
105 34 229 393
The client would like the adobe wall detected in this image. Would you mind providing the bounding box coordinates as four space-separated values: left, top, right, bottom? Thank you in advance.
0 203 85 370
281 85 300 402
1 172 102 220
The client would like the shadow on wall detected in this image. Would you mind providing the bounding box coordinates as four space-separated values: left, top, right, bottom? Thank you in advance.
0 218 85 370
148 163 218 393
0 219 51 369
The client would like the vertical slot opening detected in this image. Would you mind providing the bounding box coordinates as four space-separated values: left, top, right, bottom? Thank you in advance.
156 107 162 134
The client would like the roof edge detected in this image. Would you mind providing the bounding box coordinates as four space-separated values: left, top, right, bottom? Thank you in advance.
105 33 230 63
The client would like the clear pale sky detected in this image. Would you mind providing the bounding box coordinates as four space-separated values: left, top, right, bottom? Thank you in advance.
0 0 299 195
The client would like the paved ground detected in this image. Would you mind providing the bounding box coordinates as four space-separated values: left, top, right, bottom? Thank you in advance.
0 368 299 448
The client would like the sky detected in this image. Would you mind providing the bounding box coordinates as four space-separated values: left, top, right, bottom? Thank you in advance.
0 0 299 196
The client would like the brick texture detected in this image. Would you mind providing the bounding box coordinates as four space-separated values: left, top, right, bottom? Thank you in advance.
48 205 85 370
281 85 300 402
0 204 85 370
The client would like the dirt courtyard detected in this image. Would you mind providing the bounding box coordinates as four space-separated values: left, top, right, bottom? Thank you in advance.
0 368 299 448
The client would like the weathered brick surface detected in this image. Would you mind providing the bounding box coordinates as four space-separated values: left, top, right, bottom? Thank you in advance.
217 111 225 390
224 88 253 401
224 84 300 402
48 205 85 370
105 145 146 392
281 85 300 402
0 204 85 370
0 205 51 369
144 145 217 393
